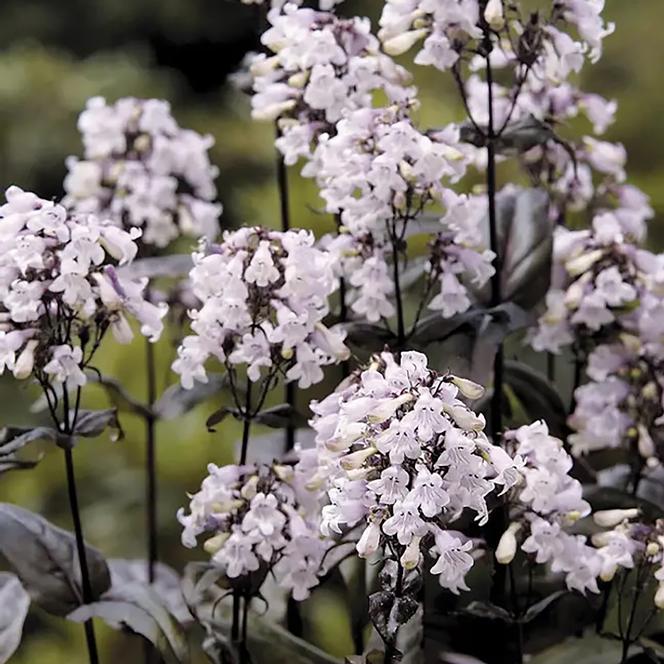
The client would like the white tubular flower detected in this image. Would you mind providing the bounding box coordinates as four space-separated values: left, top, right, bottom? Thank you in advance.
178 461 332 601
172 227 348 390
306 349 514 595
242 5 415 170
64 97 221 249
0 186 166 385
568 341 664 465
501 421 606 595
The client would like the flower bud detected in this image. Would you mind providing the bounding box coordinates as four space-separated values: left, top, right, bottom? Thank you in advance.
495 522 521 565
241 475 259 500
593 508 640 528
638 424 656 460
443 403 485 431
655 582 664 609
251 99 297 122
400 536 422 570
273 464 294 483
484 0 505 30
281 346 294 360
134 134 151 153
340 446 378 471
357 522 381 558
13 339 38 380
383 29 427 56
368 393 414 424
450 376 485 400
287 71 308 89
643 381 659 401
565 249 604 276
647 541 660 557
204 532 229 555
249 55 280 77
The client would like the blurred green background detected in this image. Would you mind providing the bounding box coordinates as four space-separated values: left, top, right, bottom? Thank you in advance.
0 0 662 661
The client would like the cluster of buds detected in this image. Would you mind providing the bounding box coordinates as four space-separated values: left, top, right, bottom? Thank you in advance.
305 350 522 594
246 4 414 168
64 97 221 249
172 226 349 390
569 338 664 463
178 462 330 600
0 186 166 387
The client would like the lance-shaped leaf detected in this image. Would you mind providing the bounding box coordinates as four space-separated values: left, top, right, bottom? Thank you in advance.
503 361 567 438
108 559 191 624
154 374 227 421
0 503 111 615
254 404 308 429
72 408 123 442
520 591 567 624
344 322 399 353
116 254 194 280
0 573 30 664
86 373 152 418
475 187 552 311
68 584 189 664
0 426 61 456
0 455 42 475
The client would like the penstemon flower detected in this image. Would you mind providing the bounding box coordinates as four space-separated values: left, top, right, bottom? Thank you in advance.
305 350 522 594
246 4 414 167
377 0 613 71
64 97 222 249
312 104 493 323
530 219 661 354
178 461 331 600
568 338 664 464
499 421 602 594
0 186 166 385
172 226 349 390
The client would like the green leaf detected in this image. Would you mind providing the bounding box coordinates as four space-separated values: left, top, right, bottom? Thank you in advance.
68 584 190 664
503 360 568 437
0 573 30 664
153 374 227 421
0 503 111 615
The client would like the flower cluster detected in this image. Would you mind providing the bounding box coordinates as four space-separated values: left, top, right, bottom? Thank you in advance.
64 97 221 249
178 462 329 600
590 510 664 608
305 350 522 594
568 339 664 463
312 105 494 323
530 219 661 354
0 186 166 386
377 0 613 71
248 4 414 167
172 226 349 390
499 421 600 594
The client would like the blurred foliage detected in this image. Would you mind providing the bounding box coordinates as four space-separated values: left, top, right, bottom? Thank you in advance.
0 0 662 661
